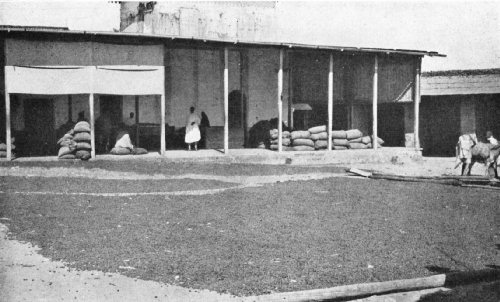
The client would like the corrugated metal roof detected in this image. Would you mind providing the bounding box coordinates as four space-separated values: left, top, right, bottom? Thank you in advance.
421 72 500 96
0 27 445 57
423 69 500 77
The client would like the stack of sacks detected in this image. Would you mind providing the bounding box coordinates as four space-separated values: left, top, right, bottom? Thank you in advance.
269 129 292 151
73 122 92 160
0 137 16 158
308 125 328 150
331 130 349 150
290 130 314 151
57 132 77 159
345 129 384 149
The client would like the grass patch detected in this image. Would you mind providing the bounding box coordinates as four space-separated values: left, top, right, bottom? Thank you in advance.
1 176 498 296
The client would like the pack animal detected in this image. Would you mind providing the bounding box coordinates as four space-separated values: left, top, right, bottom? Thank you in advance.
455 133 499 179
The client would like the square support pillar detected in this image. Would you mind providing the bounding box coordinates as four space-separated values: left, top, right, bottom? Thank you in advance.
414 57 421 149
372 55 378 150
327 53 333 151
278 49 284 152
160 93 166 155
89 93 96 159
5 92 11 160
224 47 229 154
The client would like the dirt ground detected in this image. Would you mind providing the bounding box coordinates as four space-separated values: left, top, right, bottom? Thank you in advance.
0 157 497 301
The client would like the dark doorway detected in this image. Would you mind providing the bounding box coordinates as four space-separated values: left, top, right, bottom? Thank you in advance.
99 95 123 127
378 103 405 146
24 98 55 156
99 95 123 149
420 96 461 156
475 94 500 142
228 90 246 128
0 95 4 142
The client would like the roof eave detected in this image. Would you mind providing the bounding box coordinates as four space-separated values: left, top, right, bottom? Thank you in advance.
0 27 446 57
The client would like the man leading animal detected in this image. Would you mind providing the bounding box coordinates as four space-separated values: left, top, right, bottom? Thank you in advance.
456 131 500 179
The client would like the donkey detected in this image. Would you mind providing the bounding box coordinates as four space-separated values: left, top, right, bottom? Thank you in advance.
456 133 499 179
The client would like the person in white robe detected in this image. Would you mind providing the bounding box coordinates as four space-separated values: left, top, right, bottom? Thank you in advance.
185 107 201 151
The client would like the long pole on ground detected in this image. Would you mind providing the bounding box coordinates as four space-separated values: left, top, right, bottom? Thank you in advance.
327 53 333 151
414 57 421 150
372 55 378 150
89 93 95 159
278 49 284 153
224 47 229 154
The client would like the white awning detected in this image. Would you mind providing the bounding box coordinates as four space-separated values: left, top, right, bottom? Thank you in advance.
93 66 164 95
5 65 165 95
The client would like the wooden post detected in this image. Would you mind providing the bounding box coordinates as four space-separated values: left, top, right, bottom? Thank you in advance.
372 55 378 150
135 95 140 147
288 52 294 131
224 47 229 153
5 92 11 160
160 94 166 155
414 57 421 149
327 53 333 151
278 49 284 152
68 95 73 122
89 93 95 159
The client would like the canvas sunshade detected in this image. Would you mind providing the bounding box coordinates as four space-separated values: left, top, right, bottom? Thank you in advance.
5 65 164 95
93 66 164 95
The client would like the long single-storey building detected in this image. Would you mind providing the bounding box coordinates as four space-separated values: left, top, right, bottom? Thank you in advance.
420 69 500 156
0 27 443 160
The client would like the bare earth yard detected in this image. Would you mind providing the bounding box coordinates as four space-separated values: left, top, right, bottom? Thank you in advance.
0 160 499 301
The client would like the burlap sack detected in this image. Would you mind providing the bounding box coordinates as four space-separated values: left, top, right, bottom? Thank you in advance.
132 147 148 155
308 125 327 134
75 150 91 160
332 139 349 146
360 135 385 145
270 130 291 140
291 131 311 140
0 151 6 157
346 129 363 140
58 146 73 157
269 129 279 139
76 142 91 150
0 143 15 151
366 143 382 148
74 132 91 142
361 136 372 144
292 138 315 148
310 132 328 141
372 136 385 145
59 154 76 160
331 130 347 139
57 133 74 145
110 147 131 155
292 145 315 151
349 142 369 149
314 140 328 150
333 145 348 150
270 144 294 151
270 138 291 146
74 121 91 133
349 137 363 143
